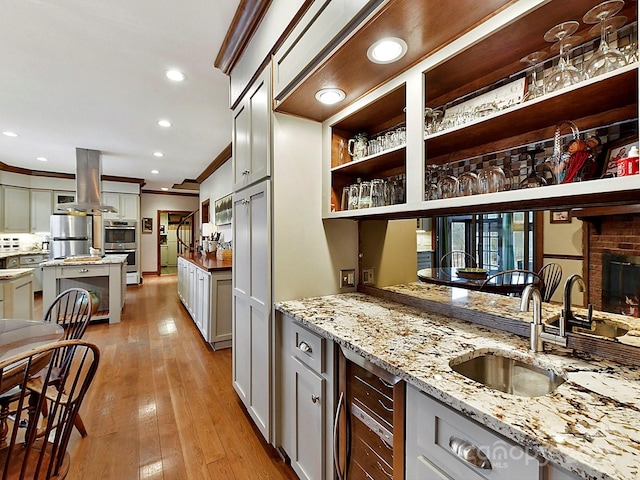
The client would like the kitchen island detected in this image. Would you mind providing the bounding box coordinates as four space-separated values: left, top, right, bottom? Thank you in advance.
41 255 127 324
276 288 640 480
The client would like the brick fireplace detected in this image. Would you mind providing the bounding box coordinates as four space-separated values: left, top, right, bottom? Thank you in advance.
586 213 640 315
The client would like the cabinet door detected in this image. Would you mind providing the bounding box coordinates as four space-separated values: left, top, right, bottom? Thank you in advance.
233 68 271 191
187 263 196 315
289 356 325 480
232 180 271 441
177 257 185 301
3 187 30 233
101 193 120 220
119 194 139 220
30 190 53 232
197 268 211 340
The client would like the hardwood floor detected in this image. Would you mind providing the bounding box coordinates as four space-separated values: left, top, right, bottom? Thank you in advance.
48 275 297 480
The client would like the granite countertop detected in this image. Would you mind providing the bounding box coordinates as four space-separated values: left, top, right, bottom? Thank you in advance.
0 268 35 280
40 254 128 267
0 250 47 259
275 290 640 480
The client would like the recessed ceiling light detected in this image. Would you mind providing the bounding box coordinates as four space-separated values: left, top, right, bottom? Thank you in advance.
161 187 169 191
367 37 408 64
2 131 18 137
153 152 164 157
166 70 186 82
158 120 171 127
315 88 346 105
151 169 159 174
36 156 48 162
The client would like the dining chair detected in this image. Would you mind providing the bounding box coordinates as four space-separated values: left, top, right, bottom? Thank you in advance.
480 269 543 296
538 263 563 302
0 288 93 441
439 250 477 269
0 339 100 480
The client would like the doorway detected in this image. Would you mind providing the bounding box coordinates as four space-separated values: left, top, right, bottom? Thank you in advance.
157 210 192 276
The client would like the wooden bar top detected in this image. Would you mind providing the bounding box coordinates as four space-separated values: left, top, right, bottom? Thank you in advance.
179 252 232 272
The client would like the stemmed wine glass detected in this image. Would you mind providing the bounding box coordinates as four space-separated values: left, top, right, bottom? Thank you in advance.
520 51 547 100
424 108 443 135
583 0 628 77
544 21 584 93
519 148 547 188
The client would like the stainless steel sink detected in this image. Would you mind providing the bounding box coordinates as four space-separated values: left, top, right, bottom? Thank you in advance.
548 318 628 339
450 353 565 397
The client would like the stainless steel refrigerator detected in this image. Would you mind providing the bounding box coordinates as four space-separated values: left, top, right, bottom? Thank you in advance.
50 214 93 259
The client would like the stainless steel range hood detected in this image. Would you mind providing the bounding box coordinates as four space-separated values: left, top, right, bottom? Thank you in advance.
59 148 117 214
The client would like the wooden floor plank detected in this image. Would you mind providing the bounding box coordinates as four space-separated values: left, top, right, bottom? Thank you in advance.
58 275 297 480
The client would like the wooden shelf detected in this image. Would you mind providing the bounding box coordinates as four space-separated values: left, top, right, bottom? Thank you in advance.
426 66 638 163
331 145 405 177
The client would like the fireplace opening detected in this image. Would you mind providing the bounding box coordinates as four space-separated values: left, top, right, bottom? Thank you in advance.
602 253 640 317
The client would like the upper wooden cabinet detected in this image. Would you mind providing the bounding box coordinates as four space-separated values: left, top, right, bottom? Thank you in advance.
233 67 271 191
318 0 639 219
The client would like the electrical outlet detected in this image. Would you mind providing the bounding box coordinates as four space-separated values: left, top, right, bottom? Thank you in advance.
340 269 356 288
362 268 374 285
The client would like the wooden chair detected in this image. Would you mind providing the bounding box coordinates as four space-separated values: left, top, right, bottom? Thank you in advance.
538 263 563 302
0 288 93 440
439 251 477 269
0 340 100 479
480 269 543 296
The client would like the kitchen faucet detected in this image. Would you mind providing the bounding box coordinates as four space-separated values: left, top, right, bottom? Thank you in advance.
561 274 592 334
520 285 568 352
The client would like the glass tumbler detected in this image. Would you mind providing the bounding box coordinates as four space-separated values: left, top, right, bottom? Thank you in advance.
348 184 360 210
371 179 386 207
358 181 372 208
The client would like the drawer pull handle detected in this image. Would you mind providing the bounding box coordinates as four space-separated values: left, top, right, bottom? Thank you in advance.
448 436 492 470
242 169 250 175
298 341 312 354
78 268 89 273
311 394 319 404
376 461 392 479
379 378 394 389
377 398 393 412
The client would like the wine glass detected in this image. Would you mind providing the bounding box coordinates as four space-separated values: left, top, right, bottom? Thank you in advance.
583 0 628 77
438 168 459 199
424 108 443 135
458 172 479 196
544 21 584 93
478 164 506 193
520 51 547 100
425 165 441 200
519 148 547 188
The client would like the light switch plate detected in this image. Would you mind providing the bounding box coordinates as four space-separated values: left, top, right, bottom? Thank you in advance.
362 268 374 285
340 269 356 288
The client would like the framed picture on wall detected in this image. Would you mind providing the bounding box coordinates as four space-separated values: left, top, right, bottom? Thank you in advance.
550 210 571 224
142 217 153 233
214 194 232 226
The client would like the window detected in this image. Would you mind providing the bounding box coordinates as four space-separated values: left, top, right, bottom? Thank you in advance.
436 212 534 271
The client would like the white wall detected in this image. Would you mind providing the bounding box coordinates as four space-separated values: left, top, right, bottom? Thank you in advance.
140 192 199 273
272 112 358 302
543 212 584 304
199 159 233 244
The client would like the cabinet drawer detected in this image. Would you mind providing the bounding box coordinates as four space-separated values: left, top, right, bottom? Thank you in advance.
57 265 109 278
6 257 19 268
407 386 541 480
352 406 393 468
19 255 45 266
290 321 324 373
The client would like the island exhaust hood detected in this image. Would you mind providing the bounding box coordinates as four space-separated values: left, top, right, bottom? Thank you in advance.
60 148 118 214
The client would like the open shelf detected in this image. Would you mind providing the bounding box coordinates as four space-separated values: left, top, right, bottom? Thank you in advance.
331 145 405 177
426 66 638 163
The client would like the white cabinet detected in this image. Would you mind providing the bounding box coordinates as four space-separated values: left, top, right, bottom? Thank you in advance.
19 254 45 292
30 190 53 232
406 384 542 480
2 186 30 233
272 0 375 102
177 256 232 349
0 272 34 319
232 179 271 441
232 67 271 190
280 314 334 480
102 193 139 221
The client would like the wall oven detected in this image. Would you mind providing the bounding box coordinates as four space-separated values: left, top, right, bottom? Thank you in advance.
103 220 138 282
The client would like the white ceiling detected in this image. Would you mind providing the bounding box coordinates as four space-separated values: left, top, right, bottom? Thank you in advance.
0 0 240 192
